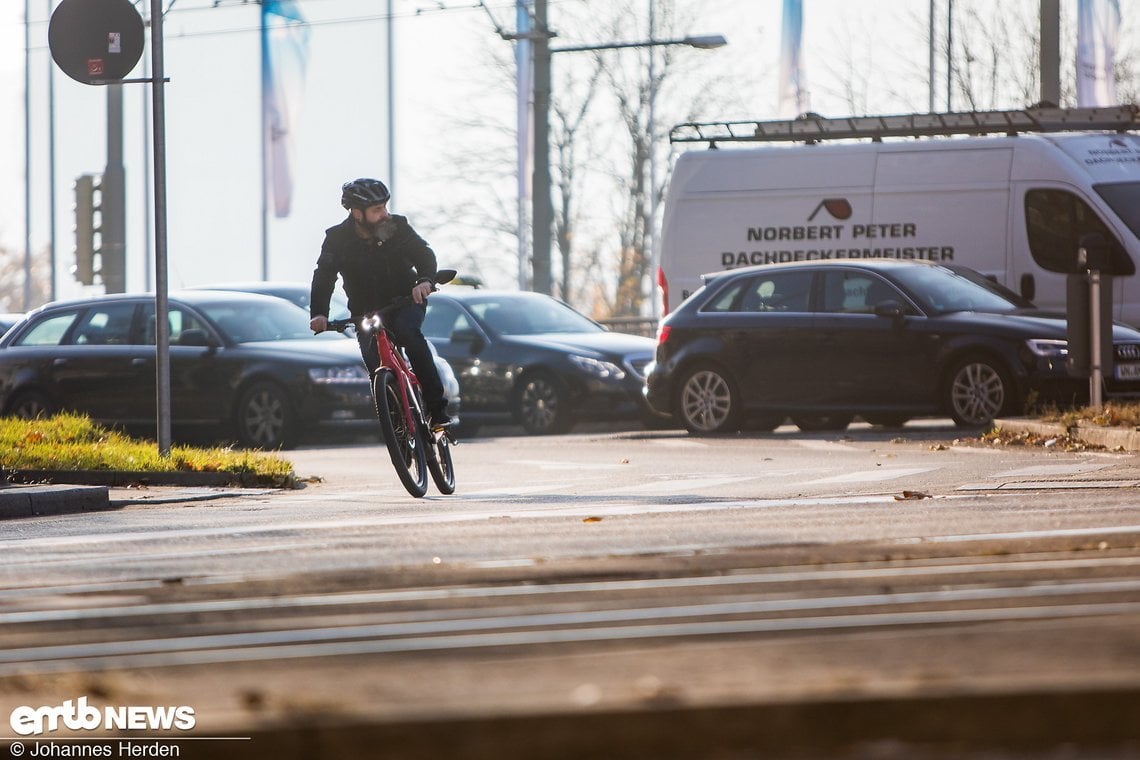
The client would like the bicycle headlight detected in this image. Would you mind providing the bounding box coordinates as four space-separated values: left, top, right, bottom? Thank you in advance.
360 313 383 333
309 366 369 384
569 354 626 380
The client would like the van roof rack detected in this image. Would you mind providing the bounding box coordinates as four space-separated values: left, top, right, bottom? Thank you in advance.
670 105 1140 146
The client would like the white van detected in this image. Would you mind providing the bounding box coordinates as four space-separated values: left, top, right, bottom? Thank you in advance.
658 107 1140 323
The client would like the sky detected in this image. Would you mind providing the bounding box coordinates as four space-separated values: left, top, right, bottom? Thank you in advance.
0 0 1132 308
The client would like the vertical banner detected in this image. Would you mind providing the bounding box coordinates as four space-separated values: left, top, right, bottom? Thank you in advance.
262 0 310 218
1076 0 1120 107
778 0 807 118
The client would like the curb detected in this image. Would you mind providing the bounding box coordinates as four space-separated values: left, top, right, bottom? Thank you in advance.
3 469 291 488
0 471 290 521
0 484 111 520
994 417 1140 451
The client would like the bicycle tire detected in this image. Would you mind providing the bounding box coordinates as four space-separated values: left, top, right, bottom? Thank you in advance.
425 427 456 494
373 369 428 497
412 386 456 495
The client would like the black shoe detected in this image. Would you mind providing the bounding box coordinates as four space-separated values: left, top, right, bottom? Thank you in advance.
429 411 452 429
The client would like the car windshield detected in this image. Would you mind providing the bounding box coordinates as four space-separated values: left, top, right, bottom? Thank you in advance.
465 295 601 335
198 298 338 343
888 266 1022 316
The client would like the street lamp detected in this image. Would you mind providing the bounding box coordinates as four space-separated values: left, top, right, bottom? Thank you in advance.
529 13 726 296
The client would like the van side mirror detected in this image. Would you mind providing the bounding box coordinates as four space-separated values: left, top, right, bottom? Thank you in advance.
1020 273 1036 302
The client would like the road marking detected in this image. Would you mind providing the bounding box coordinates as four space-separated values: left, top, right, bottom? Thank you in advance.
893 524 1140 544
994 463 1113 478
807 467 934 484
605 476 760 495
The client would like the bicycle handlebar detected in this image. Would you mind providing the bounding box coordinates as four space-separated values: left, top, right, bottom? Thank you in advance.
318 268 457 335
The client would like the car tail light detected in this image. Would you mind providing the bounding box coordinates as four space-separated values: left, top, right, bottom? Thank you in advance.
656 325 671 346
657 267 670 316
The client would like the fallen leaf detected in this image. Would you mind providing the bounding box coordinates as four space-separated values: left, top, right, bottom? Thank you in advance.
895 490 931 501
583 516 603 523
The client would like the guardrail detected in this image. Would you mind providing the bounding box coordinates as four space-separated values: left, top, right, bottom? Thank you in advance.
599 317 658 338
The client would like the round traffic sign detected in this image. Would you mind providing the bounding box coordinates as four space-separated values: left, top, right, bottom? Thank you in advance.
49 0 145 85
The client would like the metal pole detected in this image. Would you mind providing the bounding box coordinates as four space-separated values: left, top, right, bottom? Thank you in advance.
516 0 532 291
928 0 936 113
142 20 153 292
23 0 32 310
150 0 172 456
1040 0 1061 105
103 84 127 293
648 0 659 320
1089 270 1104 409
387 0 396 202
260 4 269 280
47 0 57 301
946 0 953 111
531 0 552 295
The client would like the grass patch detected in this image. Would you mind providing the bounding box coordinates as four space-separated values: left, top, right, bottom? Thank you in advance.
0 413 294 486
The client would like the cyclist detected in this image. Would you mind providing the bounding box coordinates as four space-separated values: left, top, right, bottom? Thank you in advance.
309 177 450 428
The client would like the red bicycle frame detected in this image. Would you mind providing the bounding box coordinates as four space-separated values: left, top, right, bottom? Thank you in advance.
363 311 423 433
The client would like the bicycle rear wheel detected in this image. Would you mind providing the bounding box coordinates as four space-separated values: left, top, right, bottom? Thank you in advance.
373 369 428 498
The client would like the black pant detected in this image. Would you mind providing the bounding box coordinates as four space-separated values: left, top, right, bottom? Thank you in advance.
356 303 447 416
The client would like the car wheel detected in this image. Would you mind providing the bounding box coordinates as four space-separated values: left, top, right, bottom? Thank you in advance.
792 413 854 432
515 371 574 435
234 381 296 449
677 365 742 434
943 355 1016 427
6 390 56 419
863 414 911 428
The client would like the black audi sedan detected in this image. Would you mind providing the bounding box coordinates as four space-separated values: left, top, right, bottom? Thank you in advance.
0 290 378 449
644 260 1140 434
422 289 659 434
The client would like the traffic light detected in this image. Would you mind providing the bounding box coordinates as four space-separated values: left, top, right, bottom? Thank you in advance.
73 173 102 285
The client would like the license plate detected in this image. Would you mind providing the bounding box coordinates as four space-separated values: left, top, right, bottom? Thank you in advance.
1115 363 1140 381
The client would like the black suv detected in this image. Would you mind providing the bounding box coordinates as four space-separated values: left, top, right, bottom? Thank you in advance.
644 260 1140 433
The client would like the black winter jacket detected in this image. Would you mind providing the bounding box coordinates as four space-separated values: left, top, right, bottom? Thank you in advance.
310 214 438 319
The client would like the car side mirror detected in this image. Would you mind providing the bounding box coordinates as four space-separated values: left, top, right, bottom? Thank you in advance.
449 328 485 355
177 328 215 348
873 300 906 320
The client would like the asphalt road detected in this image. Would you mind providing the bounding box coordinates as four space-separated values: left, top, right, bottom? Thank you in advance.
1 420 1139 759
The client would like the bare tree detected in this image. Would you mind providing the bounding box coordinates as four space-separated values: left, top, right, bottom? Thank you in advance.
0 246 52 313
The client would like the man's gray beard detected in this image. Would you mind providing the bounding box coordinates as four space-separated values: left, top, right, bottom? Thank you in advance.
356 217 397 243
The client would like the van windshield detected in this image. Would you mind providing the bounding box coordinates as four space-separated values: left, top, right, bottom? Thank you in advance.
1095 182 1140 240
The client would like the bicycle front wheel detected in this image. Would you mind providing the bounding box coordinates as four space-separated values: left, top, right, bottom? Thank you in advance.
374 369 428 498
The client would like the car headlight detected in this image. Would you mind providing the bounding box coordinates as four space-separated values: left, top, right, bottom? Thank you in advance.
308 366 370 384
569 354 626 380
1026 339 1068 358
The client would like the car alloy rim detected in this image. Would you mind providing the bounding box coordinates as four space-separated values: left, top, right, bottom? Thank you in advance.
521 378 557 430
244 389 286 447
951 362 1004 425
681 370 731 431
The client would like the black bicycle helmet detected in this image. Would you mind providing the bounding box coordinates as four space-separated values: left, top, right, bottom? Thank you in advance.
341 178 391 210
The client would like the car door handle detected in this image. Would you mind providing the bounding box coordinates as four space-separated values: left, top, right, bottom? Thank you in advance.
132 357 150 366
52 357 68 366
